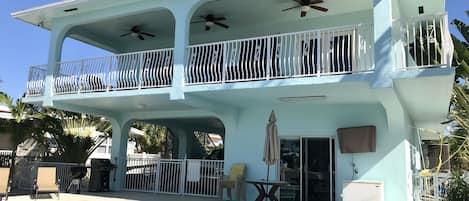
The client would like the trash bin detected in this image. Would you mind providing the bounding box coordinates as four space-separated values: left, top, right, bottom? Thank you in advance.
88 159 113 192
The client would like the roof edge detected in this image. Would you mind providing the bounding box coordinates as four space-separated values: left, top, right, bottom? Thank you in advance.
10 0 88 18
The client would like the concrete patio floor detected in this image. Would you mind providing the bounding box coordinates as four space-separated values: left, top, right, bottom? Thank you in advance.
7 191 219 201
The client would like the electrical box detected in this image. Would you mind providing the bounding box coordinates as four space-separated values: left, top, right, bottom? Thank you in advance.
343 180 384 201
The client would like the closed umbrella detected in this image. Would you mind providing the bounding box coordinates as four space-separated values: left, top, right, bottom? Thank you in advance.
263 110 280 181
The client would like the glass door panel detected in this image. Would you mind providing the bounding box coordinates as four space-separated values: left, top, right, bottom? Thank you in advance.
280 139 301 201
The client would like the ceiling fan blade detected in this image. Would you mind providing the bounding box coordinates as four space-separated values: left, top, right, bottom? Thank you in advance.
282 5 302 12
214 17 227 21
138 35 145 40
141 32 155 37
191 20 206 24
214 22 229 29
205 25 211 31
300 10 307 17
120 32 131 37
310 0 324 4
309 5 328 12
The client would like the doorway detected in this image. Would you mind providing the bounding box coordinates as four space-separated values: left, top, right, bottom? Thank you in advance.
279 137 335 201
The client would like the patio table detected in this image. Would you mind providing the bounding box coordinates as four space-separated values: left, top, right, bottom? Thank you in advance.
245 179 289 201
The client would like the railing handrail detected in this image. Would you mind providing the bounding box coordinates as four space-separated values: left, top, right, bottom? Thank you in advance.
188 23 372 48
393 12 448 23
55 47 174 65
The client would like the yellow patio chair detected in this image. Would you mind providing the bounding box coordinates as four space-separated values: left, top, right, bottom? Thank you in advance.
0 168 11 201
218 163 246 201
33 167 60 200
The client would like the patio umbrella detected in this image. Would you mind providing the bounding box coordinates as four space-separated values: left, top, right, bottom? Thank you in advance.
263 110 280 181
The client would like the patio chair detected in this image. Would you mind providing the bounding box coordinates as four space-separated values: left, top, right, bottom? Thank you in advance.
33 167 60 200
0 168 11 201
218 163 246 201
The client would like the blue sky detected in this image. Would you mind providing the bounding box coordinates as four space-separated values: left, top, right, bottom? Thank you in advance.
0 1 467 100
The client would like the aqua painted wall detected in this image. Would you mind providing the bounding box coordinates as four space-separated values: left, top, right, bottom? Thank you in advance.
222 103 414 201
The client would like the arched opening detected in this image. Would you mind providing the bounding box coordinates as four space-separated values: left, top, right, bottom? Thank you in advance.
53 8 177 95
185 0 374 84
66 8 176 53
122 117 225 195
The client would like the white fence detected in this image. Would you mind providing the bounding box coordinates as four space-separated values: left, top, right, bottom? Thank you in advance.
394 13 453 70
25 65 47 97
53 48 174 95
186 24 374 85
124 158 224 198
414 173 450 201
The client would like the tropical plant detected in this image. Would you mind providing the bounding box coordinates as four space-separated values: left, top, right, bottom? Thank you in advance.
446 169 469 201
132 122 174 158
46 109 112 163
0 92 62 152
447 13 469 169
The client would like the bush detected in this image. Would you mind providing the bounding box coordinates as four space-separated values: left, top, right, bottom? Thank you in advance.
446 170 469 201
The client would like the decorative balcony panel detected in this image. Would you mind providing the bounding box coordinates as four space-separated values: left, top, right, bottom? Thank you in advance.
53 49 174 95
185 24 375 85
394 13 454 69
26 65 47 97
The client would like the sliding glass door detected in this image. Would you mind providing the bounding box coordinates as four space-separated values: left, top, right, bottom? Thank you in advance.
280 137 335 201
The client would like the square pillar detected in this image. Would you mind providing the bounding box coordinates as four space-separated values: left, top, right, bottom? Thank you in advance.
371 0 394 88
170 11 191 100
43 23 68 106
109 119 132 191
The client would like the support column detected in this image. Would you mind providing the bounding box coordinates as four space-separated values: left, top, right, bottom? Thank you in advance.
43 23 69 107
371 0 394 88
170 11 191 100
109 118 132 191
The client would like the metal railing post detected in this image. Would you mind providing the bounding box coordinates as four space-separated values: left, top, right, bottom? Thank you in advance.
266 38 271 80
179 159 187 195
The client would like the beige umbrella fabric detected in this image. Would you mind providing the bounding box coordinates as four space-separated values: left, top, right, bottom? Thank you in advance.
263 110 280 181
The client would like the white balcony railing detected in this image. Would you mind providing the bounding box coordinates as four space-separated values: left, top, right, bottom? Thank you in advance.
394 13 454 70
124 158 224 198
186 24 374 85
54 48 174 95
414 173 450 201
26 65 47 97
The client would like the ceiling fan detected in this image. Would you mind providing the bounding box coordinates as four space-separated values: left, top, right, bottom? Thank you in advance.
120 26 155 40
282 0 329 18
192 14 229 31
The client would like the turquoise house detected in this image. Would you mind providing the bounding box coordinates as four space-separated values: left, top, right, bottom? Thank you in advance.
14 0 454 200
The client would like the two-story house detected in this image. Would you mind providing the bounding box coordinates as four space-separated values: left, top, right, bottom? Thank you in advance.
13 0 454 200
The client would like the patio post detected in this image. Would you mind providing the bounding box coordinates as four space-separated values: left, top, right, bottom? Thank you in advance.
371 0 393 88
43 22 70 107
109 118 133 191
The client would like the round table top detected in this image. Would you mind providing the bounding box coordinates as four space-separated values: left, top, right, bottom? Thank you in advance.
245 179 290 186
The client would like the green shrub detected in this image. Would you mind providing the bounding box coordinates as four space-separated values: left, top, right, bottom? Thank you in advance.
446 170 469 201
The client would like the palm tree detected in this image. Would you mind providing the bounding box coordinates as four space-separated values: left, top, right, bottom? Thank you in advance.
46 109 112 163
0 92 62 154
448 14 469 169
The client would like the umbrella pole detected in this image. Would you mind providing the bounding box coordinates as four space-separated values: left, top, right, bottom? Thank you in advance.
266 165 270 181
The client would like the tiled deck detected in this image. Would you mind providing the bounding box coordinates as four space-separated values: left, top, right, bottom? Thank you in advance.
7 191 219 201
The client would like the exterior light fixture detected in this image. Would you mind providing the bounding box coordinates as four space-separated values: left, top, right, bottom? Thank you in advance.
279 95 327 102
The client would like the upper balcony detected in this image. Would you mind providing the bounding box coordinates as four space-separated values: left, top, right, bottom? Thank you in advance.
19 1 452 99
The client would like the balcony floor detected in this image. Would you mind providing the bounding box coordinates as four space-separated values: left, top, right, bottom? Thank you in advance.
7 192 218 201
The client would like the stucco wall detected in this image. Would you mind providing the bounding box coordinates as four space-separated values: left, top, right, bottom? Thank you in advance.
223 103 413 201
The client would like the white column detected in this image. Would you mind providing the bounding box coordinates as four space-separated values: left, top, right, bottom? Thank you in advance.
43 23 69 106
371 0 394 88
109 118 132 191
